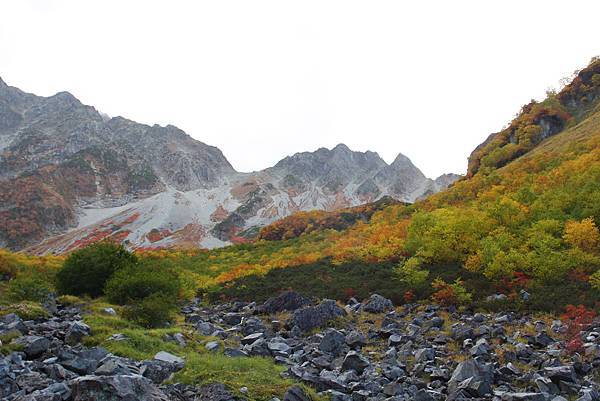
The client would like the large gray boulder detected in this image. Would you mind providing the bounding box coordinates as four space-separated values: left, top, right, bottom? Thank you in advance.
256 291 312 314
361 294 393 313
341 351 370 374
69 375 169 401
13 336 50 358
448 359 494 398
65 321 91 345
319 329 346 356
289 300 346 332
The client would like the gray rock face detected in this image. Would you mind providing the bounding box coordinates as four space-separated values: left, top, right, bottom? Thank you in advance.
289 300 346 333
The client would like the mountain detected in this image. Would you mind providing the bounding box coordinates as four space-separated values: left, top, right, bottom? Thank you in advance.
0 78 458 253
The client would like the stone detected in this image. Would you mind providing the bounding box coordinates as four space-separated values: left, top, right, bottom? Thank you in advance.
241 332 264 345
206 341 220 352
345 331 366 348
362 294 393 313
448 359 494 397
141 360 180 384
102 308 116 315
60 347 109 375
500 392 546 401
69 374 169 401
14 335 51 358
154 351 184 365
95 358 136 376
414 348 435 363
107 333 128 342
319 329 346 356
257 291 312 314
341 351 370 374
284 385 312 401
65 321 91 345
289 300 346 332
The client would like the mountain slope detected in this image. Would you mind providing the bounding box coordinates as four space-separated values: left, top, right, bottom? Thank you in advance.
0 78 457 252
163 58 600 310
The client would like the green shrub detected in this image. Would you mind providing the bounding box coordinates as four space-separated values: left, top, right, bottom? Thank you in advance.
105 263 180 305
7 273 52 302
122 293 177 328
56 242 137 297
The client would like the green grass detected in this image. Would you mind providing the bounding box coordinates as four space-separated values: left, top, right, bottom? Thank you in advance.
0 300 49 320
81 300 320 401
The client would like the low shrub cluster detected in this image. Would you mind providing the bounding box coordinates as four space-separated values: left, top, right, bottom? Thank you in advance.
56 242 183 328
56 241 137 297
106 263 180 328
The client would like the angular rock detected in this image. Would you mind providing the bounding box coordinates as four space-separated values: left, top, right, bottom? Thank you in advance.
283 385 312 401
448 359 494 397
154 351 184 365
69 374 169 401
257 291 312 315
289 300 346 332
362 294 393 313
65 321 91 345
319 329 346 356
341 351 370 374
14 336 50 358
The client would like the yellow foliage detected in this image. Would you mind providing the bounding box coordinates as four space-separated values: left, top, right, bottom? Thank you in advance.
564 218 600 253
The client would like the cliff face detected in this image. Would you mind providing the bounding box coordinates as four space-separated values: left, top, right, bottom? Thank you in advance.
0 78 458 253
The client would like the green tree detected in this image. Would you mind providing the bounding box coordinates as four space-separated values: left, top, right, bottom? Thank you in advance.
56 242 137 297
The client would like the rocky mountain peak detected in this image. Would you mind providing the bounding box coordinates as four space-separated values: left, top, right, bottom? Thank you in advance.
1 78 458 252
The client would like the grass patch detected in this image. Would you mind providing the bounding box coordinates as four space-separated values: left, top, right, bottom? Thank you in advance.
81 300 317 401
0 301 49 320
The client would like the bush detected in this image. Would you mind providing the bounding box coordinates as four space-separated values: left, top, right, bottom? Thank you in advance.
56 242 137 297
7 273 52 302
431 278 472 306
122 293 177 328
105 263 180 305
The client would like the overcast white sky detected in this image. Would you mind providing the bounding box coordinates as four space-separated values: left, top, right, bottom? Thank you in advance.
2 1 599 177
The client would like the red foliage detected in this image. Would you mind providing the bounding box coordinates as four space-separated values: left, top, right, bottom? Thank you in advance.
403 290 415 303
568 267 590 283
343 287 356 300
561 304 596 354
498 271 532 294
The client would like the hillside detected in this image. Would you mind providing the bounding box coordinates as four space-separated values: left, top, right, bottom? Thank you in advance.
1 58 600 401
144 58 600 310
0 78 457 252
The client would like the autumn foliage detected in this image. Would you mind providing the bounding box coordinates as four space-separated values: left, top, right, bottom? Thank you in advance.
561 304 597 354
